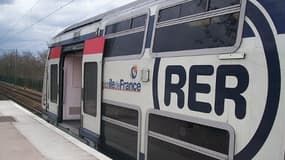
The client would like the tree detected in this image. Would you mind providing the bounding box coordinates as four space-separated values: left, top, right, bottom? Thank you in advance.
0 49 48 91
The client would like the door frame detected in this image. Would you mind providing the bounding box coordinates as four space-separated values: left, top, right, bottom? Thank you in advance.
79 37 105 144
47 46 62 123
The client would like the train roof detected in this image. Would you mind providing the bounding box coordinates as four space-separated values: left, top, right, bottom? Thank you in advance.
54 0 157 38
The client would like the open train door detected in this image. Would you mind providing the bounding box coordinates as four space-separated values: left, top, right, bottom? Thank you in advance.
47 46 62 122
79 37 105 144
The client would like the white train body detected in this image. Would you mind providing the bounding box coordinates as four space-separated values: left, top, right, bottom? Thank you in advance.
42 0 285 159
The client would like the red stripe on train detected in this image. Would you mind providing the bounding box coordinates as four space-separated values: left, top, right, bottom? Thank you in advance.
49 46 62 59
84 37 105 55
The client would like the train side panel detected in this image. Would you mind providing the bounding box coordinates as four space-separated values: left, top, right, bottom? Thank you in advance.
41 0 285 159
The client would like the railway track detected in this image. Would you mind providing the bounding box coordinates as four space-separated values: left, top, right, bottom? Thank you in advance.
0 81 42 115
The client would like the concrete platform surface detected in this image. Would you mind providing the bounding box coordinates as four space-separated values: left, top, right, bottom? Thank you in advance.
0 123 45 160
0 100 111 160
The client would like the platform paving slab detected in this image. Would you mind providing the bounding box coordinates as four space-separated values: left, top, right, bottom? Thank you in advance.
0 122 46 160
0 100 111 160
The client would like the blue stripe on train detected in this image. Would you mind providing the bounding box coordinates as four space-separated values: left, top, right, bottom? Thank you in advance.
79 128 100 144
258 0 285 34
243 21 255 38
242 0 285 38
145 15 155 49
235 1 281 159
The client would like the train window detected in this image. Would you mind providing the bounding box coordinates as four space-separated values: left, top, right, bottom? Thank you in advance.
106 25 114 35
104 31 145 57
147 137 218 160
132 15 147 28
180 0 208 17
146 112 234 160
148 114 230 154
209 0 240 10
153 12 240 53
100 103 140 160
104 14 147 59
102 103 138 126
100 121 138 160
158 5 180 22
159 0 208 23
115 19 131 33
83 62 98 117
153 0 243 55
105 15 147 35
50 64 58 103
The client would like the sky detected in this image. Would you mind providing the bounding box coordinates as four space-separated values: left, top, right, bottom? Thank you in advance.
0 0 136 53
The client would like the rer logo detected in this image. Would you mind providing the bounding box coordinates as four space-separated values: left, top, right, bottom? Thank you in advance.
164 65 249 119
131 65 138 79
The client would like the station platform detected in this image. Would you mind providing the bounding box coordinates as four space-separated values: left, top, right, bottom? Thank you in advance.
0 100 111 160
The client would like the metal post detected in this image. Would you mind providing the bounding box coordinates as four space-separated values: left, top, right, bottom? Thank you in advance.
14 49 17 86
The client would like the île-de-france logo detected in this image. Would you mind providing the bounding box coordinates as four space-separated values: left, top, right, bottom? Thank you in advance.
130 65 138 79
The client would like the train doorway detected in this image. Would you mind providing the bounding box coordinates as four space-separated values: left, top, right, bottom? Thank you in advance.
57 37 105 142
58 43 83 136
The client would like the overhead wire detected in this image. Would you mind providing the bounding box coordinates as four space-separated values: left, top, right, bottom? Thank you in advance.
15 0 76 35
0 0 76 48
0 0 42 39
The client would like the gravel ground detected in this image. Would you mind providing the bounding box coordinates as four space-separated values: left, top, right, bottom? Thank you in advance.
0 91 8 100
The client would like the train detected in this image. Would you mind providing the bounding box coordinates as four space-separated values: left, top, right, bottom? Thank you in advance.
41 0 285 159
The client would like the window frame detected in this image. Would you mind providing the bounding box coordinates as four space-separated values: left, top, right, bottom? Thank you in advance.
83 62 98 117
144 110 235 160
101 100 142 160
103 10 150 61
50 64 58 104
150 0 247 58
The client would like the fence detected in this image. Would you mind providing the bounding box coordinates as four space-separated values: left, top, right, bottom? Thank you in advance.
0 76 43 92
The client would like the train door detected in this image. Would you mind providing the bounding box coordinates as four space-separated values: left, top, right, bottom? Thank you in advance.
57 43 84 134
47 46 61 122
80 37 105 143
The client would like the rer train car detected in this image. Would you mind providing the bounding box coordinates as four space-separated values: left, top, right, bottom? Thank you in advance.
41 0 285 159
